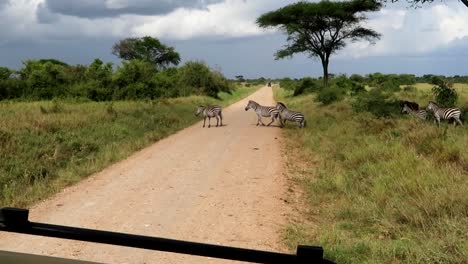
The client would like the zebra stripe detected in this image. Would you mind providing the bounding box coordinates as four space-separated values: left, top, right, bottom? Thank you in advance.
245 100 279 126
276 102 306 128
402 104 427 121
195 105 223 128
426 101 463 126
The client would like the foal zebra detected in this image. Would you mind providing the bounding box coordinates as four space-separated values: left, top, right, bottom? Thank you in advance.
244 100 279 126
401 104 427 121
276 102 306 128
195 105 223 128
426 101 463 126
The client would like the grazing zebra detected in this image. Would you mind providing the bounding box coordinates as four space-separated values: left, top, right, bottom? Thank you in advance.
401 104 427 121
195 105 223 128
244 100 279 126
426 101 463 126
400 100 419 111
276 102 306 128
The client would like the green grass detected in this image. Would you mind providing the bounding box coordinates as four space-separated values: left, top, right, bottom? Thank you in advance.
403 83 468 94
274 86 468 264
0 85 259 208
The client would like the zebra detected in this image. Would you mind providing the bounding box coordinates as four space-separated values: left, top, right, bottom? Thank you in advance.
401 104 427 121
426 101 463 126
195 105 223 128
244 100 279 126
276 102 306 128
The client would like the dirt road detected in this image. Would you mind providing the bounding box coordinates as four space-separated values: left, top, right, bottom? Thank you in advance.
0 86 289 263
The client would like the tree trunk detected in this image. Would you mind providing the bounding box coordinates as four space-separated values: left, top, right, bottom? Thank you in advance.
321 56 329 87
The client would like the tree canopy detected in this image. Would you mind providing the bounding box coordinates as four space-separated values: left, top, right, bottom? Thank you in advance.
378 0 468 8
257 0 382 86
112 36 181 71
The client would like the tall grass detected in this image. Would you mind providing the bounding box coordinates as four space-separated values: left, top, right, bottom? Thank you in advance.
275 86 467 264
0 85 259 208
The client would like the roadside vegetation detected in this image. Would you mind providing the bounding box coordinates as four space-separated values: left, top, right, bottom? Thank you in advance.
274 74 467 264
0 85 259 208
0 35 265 208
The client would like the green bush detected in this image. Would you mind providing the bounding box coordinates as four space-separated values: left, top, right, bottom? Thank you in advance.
150 67 180 98
315 85 343 105
403 85 416 92
379 80 400 93
352 88 400 118
294 77 320 96
0 78 27 99
431 77 458 107
178 61 232 98
280 78 297 91
333 75 365 96
349 81 366 96
349 74 365 83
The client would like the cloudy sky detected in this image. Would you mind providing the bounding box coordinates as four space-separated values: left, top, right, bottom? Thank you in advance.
1 0 468 78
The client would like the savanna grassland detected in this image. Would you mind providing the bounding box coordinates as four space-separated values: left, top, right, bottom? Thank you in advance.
0 85 259 208
275 82 467 264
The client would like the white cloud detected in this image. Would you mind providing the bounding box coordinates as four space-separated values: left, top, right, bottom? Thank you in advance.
1 0 467 60
132 0 268 39
341 2 468 58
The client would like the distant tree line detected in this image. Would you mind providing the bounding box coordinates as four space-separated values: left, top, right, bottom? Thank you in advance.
0 36 233 101
278 73 462 117
278 73 468 95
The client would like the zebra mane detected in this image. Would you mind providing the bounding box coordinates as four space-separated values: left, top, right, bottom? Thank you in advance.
276 102 287 108
429 101 438 106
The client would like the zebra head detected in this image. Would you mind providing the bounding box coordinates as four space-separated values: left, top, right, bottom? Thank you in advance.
402 104 411 114
426 101 438 112
276 102 287 111
245 100 255 111
195 106 205 116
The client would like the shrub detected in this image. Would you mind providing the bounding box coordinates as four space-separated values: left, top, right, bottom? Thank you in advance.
280 78 297 91
350 82 366 96
178 61 232 98
403 85 416 92
150 67 180 98
431 77 458 107
294 77 320 96
352 88 400 118
315 85 343 105
349 74 366 84
379 80 400 93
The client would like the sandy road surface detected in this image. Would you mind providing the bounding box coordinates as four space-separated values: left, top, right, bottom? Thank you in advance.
0 86 290 264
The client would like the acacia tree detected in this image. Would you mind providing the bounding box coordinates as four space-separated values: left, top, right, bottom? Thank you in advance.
257 0 382 86
112 36 181 71
378 0 468 8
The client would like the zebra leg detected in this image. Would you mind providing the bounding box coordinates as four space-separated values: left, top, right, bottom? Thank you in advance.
455 117 463 126
219 112 223 126
267 116 275 126
203 117 206 128
208 117 211 128
257 114 265 126
215 115 219 127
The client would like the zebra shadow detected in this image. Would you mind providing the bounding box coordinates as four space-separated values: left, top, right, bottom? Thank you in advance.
202 124 227 128
250 124 282 128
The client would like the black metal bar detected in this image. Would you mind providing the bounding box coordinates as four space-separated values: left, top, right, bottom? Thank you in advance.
0 208 332 264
